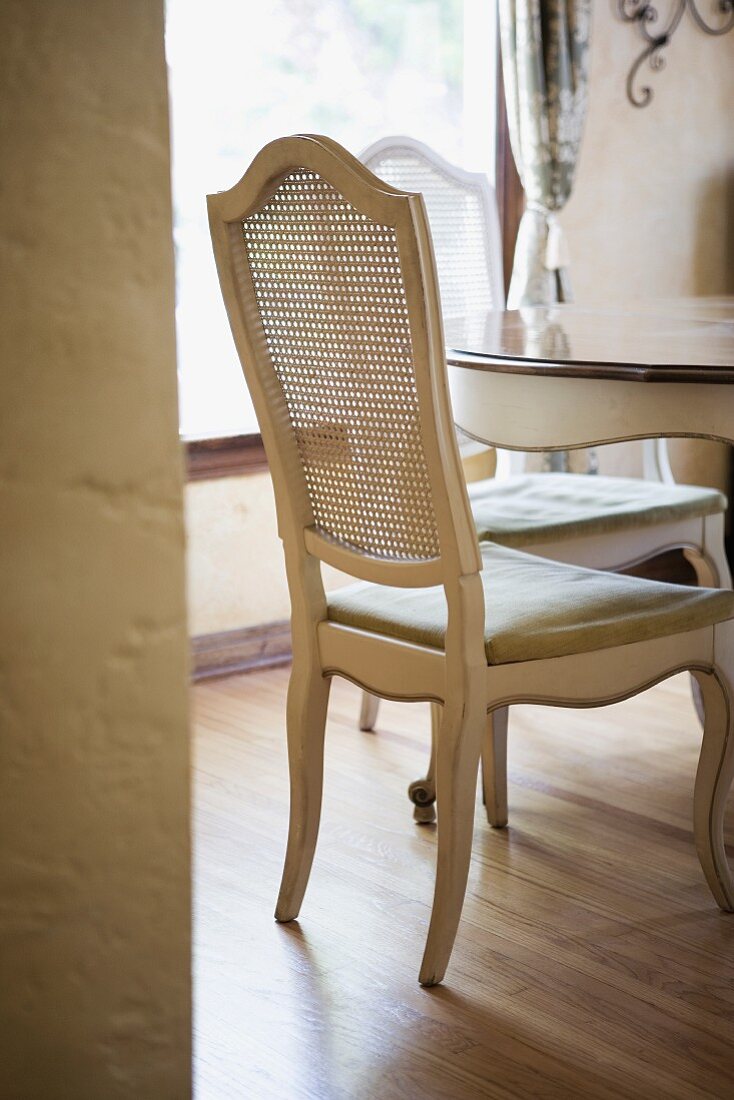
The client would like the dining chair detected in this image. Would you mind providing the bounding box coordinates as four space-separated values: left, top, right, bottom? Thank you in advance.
208 133 734 986
359 135 731 826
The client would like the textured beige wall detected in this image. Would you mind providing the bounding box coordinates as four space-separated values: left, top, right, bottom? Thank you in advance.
0 2 191 1095
186 7 734 636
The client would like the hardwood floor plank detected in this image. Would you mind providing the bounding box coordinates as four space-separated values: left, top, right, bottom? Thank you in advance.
194 669 734 1099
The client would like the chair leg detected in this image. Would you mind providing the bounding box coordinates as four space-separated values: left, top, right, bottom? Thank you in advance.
692 666 734 911
482 707 509 828
409 704 510 827
684 530 732 730
359 690 380 732
690 677 706 729
419 683 484 987
275 663 331 923
408 702 439 824
684 514 733 591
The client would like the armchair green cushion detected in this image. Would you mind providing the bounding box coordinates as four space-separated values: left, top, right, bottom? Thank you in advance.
328 542 734 665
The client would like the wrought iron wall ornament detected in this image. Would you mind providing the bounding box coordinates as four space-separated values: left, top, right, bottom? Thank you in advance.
618 1 734 106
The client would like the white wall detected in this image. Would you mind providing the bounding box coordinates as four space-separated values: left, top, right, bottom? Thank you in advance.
561 4 734 484
565 6 733 306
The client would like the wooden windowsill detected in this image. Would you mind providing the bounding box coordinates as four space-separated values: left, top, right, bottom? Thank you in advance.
185 433 268 481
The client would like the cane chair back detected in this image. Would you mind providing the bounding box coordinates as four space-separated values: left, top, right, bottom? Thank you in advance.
360 136 505 320
207 135 481 590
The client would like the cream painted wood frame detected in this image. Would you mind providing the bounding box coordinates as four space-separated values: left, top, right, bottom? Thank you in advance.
356 136 730 826
208 135 734 987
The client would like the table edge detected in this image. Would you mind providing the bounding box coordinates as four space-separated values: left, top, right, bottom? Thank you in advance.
446 351 734 385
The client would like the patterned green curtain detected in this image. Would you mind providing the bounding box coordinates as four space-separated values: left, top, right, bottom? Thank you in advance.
499 1 592 307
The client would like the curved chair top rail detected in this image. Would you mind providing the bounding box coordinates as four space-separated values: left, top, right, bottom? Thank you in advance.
360 135 505 319
207 134 482 589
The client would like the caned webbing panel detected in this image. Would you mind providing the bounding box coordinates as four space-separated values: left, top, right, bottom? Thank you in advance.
362 148 503 319
242 169 441 561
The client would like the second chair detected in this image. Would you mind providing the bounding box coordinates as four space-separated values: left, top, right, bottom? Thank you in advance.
358 135 730 827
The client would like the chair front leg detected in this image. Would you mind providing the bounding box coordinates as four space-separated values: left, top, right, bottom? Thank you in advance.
419 678 485 987
482 706 509 828
692 660 734 912
275 660 332 923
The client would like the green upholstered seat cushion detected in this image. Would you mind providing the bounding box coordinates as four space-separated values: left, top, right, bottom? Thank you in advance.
467 474 726 548
327 543 734 665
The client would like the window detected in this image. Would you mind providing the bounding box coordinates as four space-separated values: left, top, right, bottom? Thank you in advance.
167 0 497 441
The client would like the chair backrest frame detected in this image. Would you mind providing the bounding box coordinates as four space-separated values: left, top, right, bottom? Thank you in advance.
360 135 505 318
361 135 510 471
207 135 482 597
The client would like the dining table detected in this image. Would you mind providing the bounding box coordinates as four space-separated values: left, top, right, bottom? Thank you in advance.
442 297 734 904
445 298 734 457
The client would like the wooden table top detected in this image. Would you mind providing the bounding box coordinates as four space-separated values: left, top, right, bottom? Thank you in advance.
445 299 734 384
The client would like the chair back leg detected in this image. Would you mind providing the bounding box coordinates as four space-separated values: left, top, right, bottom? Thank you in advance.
358 691 380 732
482 706 509 828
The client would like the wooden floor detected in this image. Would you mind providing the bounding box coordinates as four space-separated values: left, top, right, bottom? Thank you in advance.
193 668 734 1100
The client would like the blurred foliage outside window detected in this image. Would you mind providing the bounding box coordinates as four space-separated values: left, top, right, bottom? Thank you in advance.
167 0 497 437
